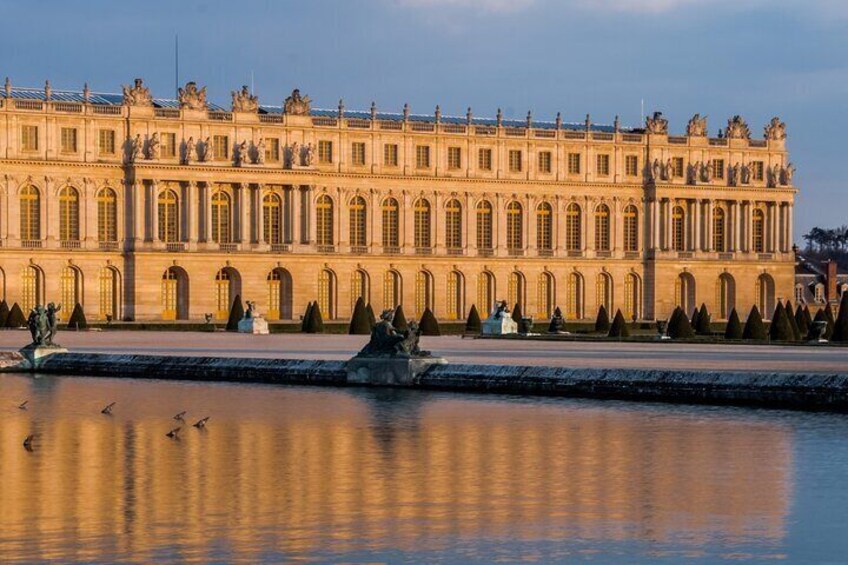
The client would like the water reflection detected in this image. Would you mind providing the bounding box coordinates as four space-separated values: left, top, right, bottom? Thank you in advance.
0 375 792 563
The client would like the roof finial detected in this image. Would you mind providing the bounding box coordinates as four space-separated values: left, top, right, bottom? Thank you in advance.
496 108 503 127
555 111 562 129
435 104 441 123
4 77 10 98
585 113 591 131
466 106 473 125
44 80 52 101
370 101 377 120
403 103 410 121
337 98 345 119
526 110 532 128
83 82 91 102
614 114 620 133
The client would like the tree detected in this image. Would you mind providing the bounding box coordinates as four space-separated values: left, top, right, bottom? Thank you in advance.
301 302 313 332
795 303 810 338
465 304 482 333
695 303 712 336
825 305 836 339
418 307 441 336
67 303 87 330
304 301 325 333
0 300 9 328
348 297 371 335
365 303 377 330
690 307 701 332
225 294 244 331
393 305 408 331
768 301 793 342
803 305 813 330
608 309 630 338
724 308 743 339
784 300 801 341
511 302 523 324
6 303 26 328
594 305 610 333
742 305 767 341
667 307 694 339
831 292 848 342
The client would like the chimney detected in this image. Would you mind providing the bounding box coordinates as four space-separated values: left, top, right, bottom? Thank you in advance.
826 260 838 303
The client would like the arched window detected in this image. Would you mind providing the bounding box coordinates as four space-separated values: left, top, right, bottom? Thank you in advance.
537 272 555 319
446 271 464 320
476 200 493 251
99 267 119 320
445 199 462 251
594 203 610 252
316 195 334 247
211 190 232 244
21 266 43 313
96 187 118 243
756 273 775 319
506 201 523 251
675 272 696 315
383 270 402 310
59 186 80 242
565 203 582 251
214 269 232 320
508 271 525 313
162 267 189 320
157 189 179 243
672 205 685 252
752 209 765 253
318 269 337 319
713 207 726 252
595 272 612 315
382 198 399 249
20 185 41 241
623 205 638 252
536 202 553 252
267 268 293 320
477 271 495 315
415 270 433 317
567 272 584 320
351 269 369 310
716 273 736 320
263 192 283 245
349 196 367 248
414 198 431 249
624 273 641 320
814 283 825 303
60 266 82 319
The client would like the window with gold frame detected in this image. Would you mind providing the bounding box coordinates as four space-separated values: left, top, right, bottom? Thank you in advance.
445 198 462 250
60 127 78 153
752 208 765 253
672 205 685 252
478 148 492 171
508 150 522 173
538 151 552 174
413 198 431 248
623 205 638 252
536 202 552 251
96 187 117 242
157 189 179 243
476 200 493 250
447 147 462 170
712 207 726 252
316 195 334 246
58 186 80 241
382 197 399 248
594 203 610 251
211 190 232 244
349 196 367 247
263 192 283 244
506 201 523 250
565 203 582 250
20 185 41 240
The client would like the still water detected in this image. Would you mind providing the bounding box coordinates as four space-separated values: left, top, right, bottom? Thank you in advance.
0 374 847 564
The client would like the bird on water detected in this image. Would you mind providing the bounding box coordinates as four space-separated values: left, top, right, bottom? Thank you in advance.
101 402 116 415
166 427 181 439
23 435 35 451
174 411 186 422
18 400 28 410
193 417 210 429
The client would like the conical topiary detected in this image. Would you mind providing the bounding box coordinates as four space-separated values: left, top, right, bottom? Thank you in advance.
6 303 26 328
768 301 793 342
67 302 87 330
301 302 313 332
831 292 848 342
418 307 441 336
810 308 828 341
548 306 567 333
825 304 836 340
724 308 743 339
795 304 810 338
225 294 244 331
594 305 610 333
348 297 371 335
465 304 482 333
784 300 801 341
803 305 813 331
667 306 694 339
608 309 630 338
392 305 408 331
690 308 701 332
695 303 711 336
304 301 324 333
511 302 523 324
365 303 376 330
742 305 767 341
0 300 9 328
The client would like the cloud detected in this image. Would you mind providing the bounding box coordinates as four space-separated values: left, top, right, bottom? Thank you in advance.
392 0 535 13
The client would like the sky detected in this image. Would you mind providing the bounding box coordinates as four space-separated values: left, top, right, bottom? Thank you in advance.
2 0 847 238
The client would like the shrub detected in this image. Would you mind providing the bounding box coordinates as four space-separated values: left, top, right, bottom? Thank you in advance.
831 292 848 342
365 303 376 330
690 307 701 331
548 306 567 333
0 300 8 328
803 305 813 330
742 305 767 341
6 303 26 328
724 308 743 339
465 304 482 333
511 303 523 324
67 303 88 330
594 305 610 333
695 303 712 335
225 294 244 331
667 306 694 339
418 307 441 336
825 304 836 339
393 305 408 331
768 301 794 342
784 300 801 341
301 302 313 332
809 309 828 341
795 304 809 338
608 309 630 338
348 297 371 335
304 301 325 333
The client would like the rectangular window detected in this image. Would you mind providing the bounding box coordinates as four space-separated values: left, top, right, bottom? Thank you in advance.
752 161 764 181
712 159 725 179
538 151 552 174
21 125 39 151
98 129 116 155
508 150 522 172
478 148 493 171
318 140 333 164
596 154 610 176
60 127 78 153
415 145 430 169
161 132 177 158
448 146 462 170
265 138 280 162
213 135 229 160
625 155 638 176
568 152 581 174
673 157 684 178
351 142 366 166
384 143 398 166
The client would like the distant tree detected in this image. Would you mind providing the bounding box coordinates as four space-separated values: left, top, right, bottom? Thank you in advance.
667 307 694 339
304 301 325 333
768 301 794 342
724 308 743 340
831 292 848 342
695 303 712 336
465 304 482 333
418 307 441 336
301 302 313 332
784 300 801 341
594 305 610 333
742 305 767 341
511 302 523 324
608 309 630 338
825 305 836 339
794 303 809 338
365 303 377 330
348 297 371 335
6 303 26 328
393 305 408 331
0 300 9 328
225 294 244 331
67 303 88 330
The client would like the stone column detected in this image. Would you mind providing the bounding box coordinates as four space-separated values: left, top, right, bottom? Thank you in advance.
581 196 590 252
255 184 264 245
187 181 199 248
238 183 250 246
339 189 350 251
744 201 753 252
664 200 672 251
527 196 537 254
7 177 20 243
495 193 506 255
705 200 714 252
466 192 477 254
371 190 382 252
43 177 54 246
402 191 414 251
650 198 658 251
203 182 213 243
289 185 300 244
787 203 794 252
149 181 159 242
585 197 595 253
692 199 701 252
770 202 779 252
83 178 95 247
307 186 317 245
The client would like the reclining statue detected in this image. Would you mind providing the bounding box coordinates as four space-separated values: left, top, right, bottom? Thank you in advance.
358 308 430 358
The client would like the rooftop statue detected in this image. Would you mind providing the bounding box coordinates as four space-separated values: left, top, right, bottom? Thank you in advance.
284 88 311 115
129 134 142 163
184 136 196 164
686 114 708 137
147 132 160 160
178 81 208 111
645 111 668 135
725 115 751 139
122 78 153 107
27 303 61 347
765 117 787 141
357 309 429 358
232 85 259 112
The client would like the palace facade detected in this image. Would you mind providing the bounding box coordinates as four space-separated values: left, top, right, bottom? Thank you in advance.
0 78 797 323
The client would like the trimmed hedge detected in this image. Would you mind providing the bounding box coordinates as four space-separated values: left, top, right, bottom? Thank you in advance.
348 297 371 335
6 303 26 328
608 309 630 338
768 301 794 342
67 303 88 330
511 303 523 324
0 300 8 328
304 301 325 333
465 304 482 333
365 303 376 330
825 305 836 339
594 305 610 334
832 292 848 342
784 300 801 341
225 294 244 331
667 306 694 339
393 305 408 331
418 307 441 336
301 302 313 332
795 304 810 338
742 305 767 341
695 303 711 335
724 308 743 339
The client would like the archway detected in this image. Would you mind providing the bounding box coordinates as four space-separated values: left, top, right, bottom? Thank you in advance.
756 273 775 319
676 272 696 316
267 268 293 320
162 267 189 320
214 267 242 320
99 267 121 320
717 273 736 320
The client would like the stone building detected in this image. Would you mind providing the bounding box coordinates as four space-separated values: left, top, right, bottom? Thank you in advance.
0 78 797 322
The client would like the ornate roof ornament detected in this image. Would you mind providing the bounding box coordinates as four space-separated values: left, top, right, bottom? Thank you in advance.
283 88 311 115
764 116 787 140
178 81 208 110
122 78 153 107
231 85 258 112
725 115 751 139
645 111 668 135
686 113 708 137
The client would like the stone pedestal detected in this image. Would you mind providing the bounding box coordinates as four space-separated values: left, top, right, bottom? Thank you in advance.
238 316 269 335
481 316 518 335
18 344 68 368
345 356 448 386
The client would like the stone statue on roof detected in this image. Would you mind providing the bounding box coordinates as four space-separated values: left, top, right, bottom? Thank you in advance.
178 81 207 110
232 85 259 113
129 134 142 163
122 78 153 107
645 111 668 135
686 114 708 137
256 138 266 165
284 89 311 115
764 117 787 141
147 132 160 160
725 115 751 139
184 136 196 164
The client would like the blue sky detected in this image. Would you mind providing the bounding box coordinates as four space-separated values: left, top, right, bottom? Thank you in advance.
3 0 846 238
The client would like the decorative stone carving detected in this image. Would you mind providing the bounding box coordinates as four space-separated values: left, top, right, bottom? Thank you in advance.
783 163 795 185
184 136 196 164
357 309 430 358
765 117 787 140
547 307 568 334
703 160 713 182
236 140 250 167
725 115 751 139
178 81 208 110
664 158 674 180
768 164 780 188
305 143 315 167
289 142 300 168
730 163 740 186
122 78 153 107
146 133 160 160
651 159 661 182
481 300 518 335
231 85 259 112
256 138 265 165
645 111 668 135
283 88 311 115
740 163 751 184
129 134 142 163
686 114 708 137
200 136 213 162
237 301 269 334
27 303 61 347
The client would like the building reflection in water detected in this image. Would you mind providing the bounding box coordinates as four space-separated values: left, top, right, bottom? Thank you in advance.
0 375 792 562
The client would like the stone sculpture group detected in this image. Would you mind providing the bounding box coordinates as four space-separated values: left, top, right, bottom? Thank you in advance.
358 309 428 358
27 303 62 347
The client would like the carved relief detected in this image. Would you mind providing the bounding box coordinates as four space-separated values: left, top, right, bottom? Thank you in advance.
645 112 668 135
725 115 751 139
178 81 208 110
686 114 708 137
284 89 311 115
764 117 787 140
231 85 259 112
122 78 153 107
